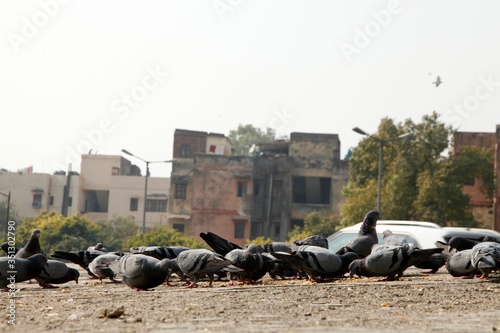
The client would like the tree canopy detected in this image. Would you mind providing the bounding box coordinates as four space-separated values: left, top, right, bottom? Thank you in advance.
126 225 207 249
228 124 278 155
341 112 495 227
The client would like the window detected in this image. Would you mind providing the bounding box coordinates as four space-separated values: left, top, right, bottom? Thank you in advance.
130 198 138 211
253 181 260 196
274 225 281 238
175 183 187 199
273 180 283 196
179 145 192 157
49 196 54 205
68 197 73 207
234 223 245 239
237 181 247 197
112 167 120 175
32 194 42 208
173 224 185 233
292 176 331 204
465 178 475 186
146 199 167 212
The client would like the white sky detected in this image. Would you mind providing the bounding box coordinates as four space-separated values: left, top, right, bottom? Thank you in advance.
1 0 500 178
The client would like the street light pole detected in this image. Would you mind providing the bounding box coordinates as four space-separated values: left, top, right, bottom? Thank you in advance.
121 149 173 234
352 127 413 212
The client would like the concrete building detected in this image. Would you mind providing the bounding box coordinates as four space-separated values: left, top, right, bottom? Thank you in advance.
0 154 170 229
453 125 500 230
167 129 349 245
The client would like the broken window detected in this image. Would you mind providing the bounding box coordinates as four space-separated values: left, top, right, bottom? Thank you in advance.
234 222 245 239
175 183 187 199
292 176 331 204
237 181 247 197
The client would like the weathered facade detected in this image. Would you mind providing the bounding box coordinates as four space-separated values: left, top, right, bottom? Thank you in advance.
168 129 350 245
453 126 500 230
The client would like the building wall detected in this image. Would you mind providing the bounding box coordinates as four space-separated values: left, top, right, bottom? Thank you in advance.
188 155 253 246
173 129 208 158
494 125 500 231
206 134 232 155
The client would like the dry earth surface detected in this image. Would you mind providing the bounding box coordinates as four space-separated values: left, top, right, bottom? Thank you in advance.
2 263 500 333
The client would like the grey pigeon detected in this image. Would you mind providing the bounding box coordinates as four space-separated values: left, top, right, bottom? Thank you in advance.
445 249 479 278
199 232 264 284
415 253 449 274
51 250 110 277
349 244 444 281
87 243 108 252
15 229 44 258
129 246 190 260
108 254 173 290
1 242 19 255
470 241 500 279
433 76 442 87
337 210 381 258
448 237 482 252
272 245 359 282
0 254 48 289
177 249 240 288
89 253 122 283
258 242 292 254
382 230 409 248
35 260 79 288
292 234 329 250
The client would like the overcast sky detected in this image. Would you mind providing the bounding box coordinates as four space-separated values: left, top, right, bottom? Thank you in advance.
1 0 500 178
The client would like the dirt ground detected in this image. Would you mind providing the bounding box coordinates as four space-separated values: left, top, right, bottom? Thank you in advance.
2 263 500 333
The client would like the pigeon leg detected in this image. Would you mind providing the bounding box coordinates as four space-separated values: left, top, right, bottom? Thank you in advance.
183 277 199 289
422 269 438 274
200 274 214 288
41 283 58 289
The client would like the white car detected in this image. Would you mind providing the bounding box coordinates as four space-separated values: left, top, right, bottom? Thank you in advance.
327 220 500 253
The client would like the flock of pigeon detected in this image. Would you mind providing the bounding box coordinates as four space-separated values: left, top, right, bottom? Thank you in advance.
1 210 500 291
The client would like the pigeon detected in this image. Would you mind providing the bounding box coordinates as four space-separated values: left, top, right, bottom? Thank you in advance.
0 254 48 290
470 241 500 279
87 243 108 252
336 210 381 258
108 254 173 291
51 250 109 277
382 230 409 248
258 242 292 254
448 237 482 252
445 249 479 278
349 244 444 281
292 234 329 250
433 76 442 87
176 249 240 288
129 246 190 260
89 253 122 283
414 252 449 274
35 260 79 288
272 245 359 282
15 229 44 259
0 242 19 255
199 232 265 283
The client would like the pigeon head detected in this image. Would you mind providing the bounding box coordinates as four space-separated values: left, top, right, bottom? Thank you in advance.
364 211 381 224
382 230 393 239
95 243 105 250
247 243 258 254
348 259 364 278
69 268 80 284
340 252 360 274
32 229 41 238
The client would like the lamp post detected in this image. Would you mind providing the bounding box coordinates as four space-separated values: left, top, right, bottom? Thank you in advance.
352 127 413 212
0 191 10 241
121 149 173 234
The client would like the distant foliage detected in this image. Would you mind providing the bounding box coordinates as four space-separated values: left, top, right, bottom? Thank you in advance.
16 211 102 254
245 236 274 246
98 215 140 251
126 225 207 249
341 112 495 227
287 212 341 240
228 124 278 156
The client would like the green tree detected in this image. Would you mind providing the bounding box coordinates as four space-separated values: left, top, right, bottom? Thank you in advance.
245 236 274 246
341 112 495 227
99 215 139 251
126 225 207 249
287 212 340 240
228 124 278 155
16 211 103 254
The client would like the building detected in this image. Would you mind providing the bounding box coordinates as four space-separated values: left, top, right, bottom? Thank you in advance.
167 129 349 245
453 125 500 230
0 154 170 229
